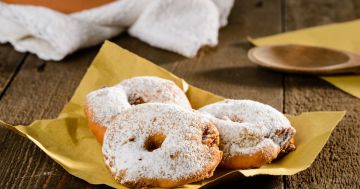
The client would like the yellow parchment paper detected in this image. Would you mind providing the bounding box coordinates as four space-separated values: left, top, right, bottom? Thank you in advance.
0 41 345 188
250 19 360 99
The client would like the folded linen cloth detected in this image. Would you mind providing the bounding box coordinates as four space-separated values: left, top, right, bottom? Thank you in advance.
0 0 234 61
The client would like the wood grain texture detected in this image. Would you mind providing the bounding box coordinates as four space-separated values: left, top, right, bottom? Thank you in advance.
0 48 109 189
285 0 357 30
0 0 285 188
0 44 27 96
283 0 360 188
1 0 359 188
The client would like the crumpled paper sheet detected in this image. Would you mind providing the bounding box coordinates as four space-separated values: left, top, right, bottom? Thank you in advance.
250 19 360 99
0 41 345 188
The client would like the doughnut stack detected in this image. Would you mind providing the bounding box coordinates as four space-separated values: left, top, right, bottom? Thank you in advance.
84 76 296 188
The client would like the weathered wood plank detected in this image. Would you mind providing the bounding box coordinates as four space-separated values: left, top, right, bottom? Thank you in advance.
285 0 357 30
0 0 286 188
0 47 110 189
284 0 360 188
0 44 27 96
110 33 186 70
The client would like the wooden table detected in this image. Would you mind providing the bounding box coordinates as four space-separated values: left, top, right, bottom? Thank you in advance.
0 0 359 188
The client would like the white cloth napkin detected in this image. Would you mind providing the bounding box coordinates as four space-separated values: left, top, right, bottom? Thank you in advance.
0 0 234 61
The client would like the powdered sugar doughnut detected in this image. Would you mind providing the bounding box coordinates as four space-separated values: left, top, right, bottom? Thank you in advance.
207 119 281 169
199 99 296 169
84 76 191 143
118 76 191 108
102 103 222 188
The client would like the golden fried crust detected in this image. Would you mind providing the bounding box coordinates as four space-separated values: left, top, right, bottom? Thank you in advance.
279 136 296 156
114 150 222 188
84 105 106 144
220 136 295 169
221 144 280 169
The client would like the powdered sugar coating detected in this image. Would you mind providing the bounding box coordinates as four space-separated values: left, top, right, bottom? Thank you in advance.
199 99 296 153
86 86 131 125
102 103 221 187
206 117 279 161
118 76 191 109
86 76 191 127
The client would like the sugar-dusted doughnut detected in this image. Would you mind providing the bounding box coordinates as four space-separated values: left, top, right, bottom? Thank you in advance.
119 76 191 108
102 103 222 188
199 99 296 169
84 76 191 143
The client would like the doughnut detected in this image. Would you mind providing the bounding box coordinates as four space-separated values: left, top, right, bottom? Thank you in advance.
198 99 296 169
102 103 222 188
119 76 191 108
84 76 191 143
